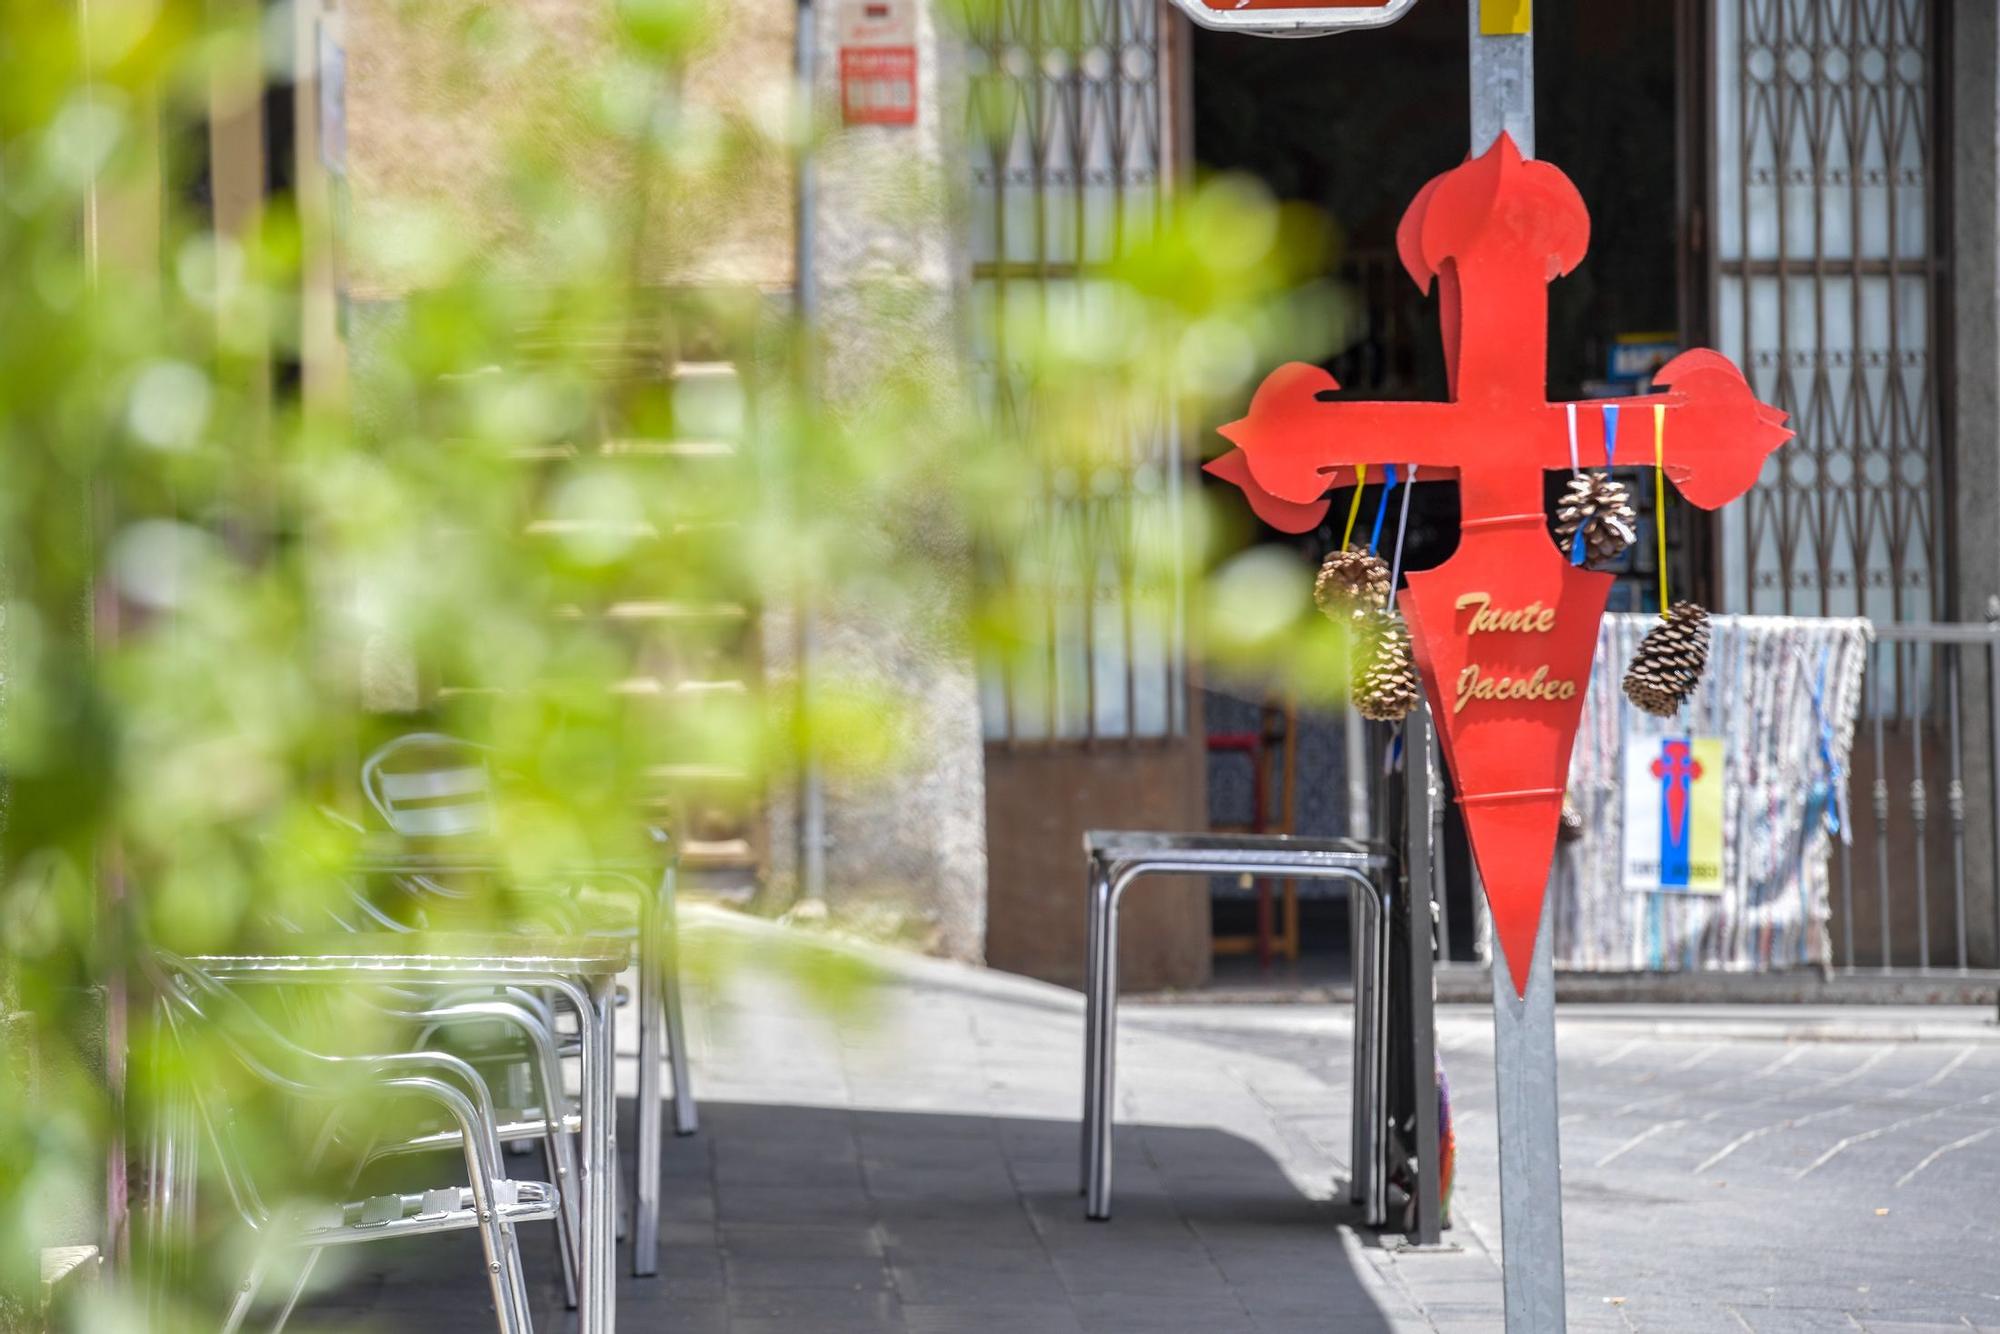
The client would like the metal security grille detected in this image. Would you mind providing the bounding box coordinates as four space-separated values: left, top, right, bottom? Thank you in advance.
965 0 1186 743
1709 0 1948 622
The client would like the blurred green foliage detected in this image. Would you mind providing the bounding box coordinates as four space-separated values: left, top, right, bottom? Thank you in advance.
0 0 1351 1326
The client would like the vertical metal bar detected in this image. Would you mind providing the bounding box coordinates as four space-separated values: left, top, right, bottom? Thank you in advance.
1349 875 1371 1209
661 857 699 1137
1429 717 1453 965
794 0 827 901
1871 638 1893 970
1079 858 1105 1195
1085 869 1125 1221
1988 639 2000 1013
1468 0 1533 157
589 975 619 1334
633 877 663 1276
1948 648 1968 972
1910 640 1932 970
1403 705 1441 1247
1490 888 1566 1332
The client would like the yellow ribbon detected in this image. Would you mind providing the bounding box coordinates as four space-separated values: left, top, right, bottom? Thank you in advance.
1653 404 1669 611
1341 464 1368 550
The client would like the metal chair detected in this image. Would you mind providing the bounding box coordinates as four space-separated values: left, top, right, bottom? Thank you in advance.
150 953 558 1334
356 730 698 1276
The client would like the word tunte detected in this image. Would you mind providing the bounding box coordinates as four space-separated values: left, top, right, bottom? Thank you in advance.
1453 663 1579 714
1454 590 1557 634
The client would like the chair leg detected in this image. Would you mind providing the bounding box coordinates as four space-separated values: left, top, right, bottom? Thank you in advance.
544 1135 581 1309
220 1256 268 1334
264 1248 323 1334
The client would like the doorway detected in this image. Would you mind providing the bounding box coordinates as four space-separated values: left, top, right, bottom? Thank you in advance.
1190 0 1685 975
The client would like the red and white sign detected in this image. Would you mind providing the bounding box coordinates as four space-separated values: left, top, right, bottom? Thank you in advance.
839 0 916 125
1166 0 1417 35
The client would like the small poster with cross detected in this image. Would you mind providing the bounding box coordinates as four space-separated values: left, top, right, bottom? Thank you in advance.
1621 735 1726 894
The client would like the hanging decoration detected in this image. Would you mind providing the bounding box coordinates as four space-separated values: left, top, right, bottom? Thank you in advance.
1622 405 1713 715
1314 548 1392 621
1353 605 1422 721
1553 473 1637 570
1344 463 1420 722
1622 602 1711 716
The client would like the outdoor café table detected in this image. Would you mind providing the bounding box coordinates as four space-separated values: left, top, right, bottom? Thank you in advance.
349 832 695 1276
193 933 629 1334
1080 831 1397 1222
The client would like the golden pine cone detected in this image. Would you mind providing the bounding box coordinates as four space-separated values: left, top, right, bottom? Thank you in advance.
1553 471 1638 569
1314 547 1392 622
1622 601 1711 716
1352 606 1420 722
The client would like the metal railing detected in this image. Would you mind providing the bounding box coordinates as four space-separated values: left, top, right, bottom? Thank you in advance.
1376 619 2000 999
1836 620 2000 978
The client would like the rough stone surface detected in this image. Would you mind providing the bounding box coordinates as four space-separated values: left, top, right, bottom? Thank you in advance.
298 909 2000 1333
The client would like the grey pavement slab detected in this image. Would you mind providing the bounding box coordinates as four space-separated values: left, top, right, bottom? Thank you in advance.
291 909 2000 1332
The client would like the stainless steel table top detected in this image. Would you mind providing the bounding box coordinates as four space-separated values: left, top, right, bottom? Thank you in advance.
1084 830 1394 868
193 932 632 980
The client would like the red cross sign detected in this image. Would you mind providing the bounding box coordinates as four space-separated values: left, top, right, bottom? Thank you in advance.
1204 135 1790 994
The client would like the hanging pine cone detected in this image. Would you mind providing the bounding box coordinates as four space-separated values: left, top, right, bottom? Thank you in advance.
1314 547 1393 622
1558 797 1585 844
1622 601 1711 716
1553 471 1638 570
1352 606 1421 722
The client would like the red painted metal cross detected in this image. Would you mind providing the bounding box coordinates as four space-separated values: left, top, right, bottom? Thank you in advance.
1204 135 1790 993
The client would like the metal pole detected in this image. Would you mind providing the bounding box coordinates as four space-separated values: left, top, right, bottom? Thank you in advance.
1402 704 1442 1248
1469 3 1564 1328
1490 889 1565 1331
794 0 827 902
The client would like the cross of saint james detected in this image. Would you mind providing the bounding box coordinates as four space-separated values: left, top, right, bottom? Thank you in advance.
1204 134 1791 994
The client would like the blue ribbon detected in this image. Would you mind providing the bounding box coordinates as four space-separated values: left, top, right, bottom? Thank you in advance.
1368 464 1400 555
1570 404 1621 566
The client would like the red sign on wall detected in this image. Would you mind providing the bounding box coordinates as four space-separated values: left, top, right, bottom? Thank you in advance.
840 47 916 125
840 0 917 126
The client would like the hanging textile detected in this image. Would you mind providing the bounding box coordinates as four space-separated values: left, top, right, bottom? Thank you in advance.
1538 614 1871 972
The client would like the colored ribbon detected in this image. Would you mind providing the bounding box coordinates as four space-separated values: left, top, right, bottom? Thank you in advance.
1341 463 1368 550
1368 464 1400 554
1653 403 1668 610
1387 465 1418 611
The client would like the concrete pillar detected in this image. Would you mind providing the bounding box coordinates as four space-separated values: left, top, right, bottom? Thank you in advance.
1950 0 2000 966
766 0 989 960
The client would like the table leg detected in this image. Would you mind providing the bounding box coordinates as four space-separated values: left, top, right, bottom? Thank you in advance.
1079 861 1104 1196
1085 868 1123 1221
556 974 618 1334
635 877 663 1277
661 861 698 1137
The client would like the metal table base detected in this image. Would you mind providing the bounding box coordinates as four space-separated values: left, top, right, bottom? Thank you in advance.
1078 832 1395 1223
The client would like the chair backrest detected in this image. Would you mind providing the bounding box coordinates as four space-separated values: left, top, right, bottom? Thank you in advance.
360 732 494 839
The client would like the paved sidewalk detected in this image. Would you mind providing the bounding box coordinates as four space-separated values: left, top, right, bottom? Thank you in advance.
300 910 2000 1333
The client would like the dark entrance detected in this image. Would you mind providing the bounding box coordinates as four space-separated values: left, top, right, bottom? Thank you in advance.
1191 0 1686 973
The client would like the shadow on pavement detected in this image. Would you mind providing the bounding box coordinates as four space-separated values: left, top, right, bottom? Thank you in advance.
288 1098 1401 1334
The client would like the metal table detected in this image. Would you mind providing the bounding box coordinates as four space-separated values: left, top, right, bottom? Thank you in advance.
350 830 695 1276
195 934 630 1334
1079 831 1396 1222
